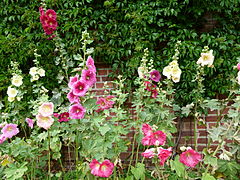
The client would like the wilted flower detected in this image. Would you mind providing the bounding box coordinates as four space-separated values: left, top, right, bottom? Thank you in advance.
89 159 114 178
26 118 34 129
179 148 202 168
0 134 6 144
11 75 23 87
150 70 161 82
38 102 54 117
157 147 172 166
69 103 86 119
197 50 214 67
36 114 54 130
141 148 156 158
1 123 19 139
7 87 18 97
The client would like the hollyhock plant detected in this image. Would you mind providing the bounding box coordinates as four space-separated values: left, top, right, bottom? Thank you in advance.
1 123 19 139
68 74 79 89
179 148 202 168
36 114 54 130
69 103 86 119
67 90 80 104
72 80 89 97
26 118 34 129
157 147 172 166
89 159 114 178
150 70 161 82
38 102 54 117
141 148 156 158
86 56 96 73
58 112 70 122
80 69 96 87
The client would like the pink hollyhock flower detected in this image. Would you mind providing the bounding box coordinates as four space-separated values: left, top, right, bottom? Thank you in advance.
53 113 60 118
43 26 54 35
237 63 240 71
90 159 114 178
26 118 34 129
157 147 172 166
46 18 58 30
144 81 157 92
106 95 115 105
0 134 6 144
152 131 166 146
39 7 45 16
1 124 19 139
150 70 161 82
69 104 86 119
179 148 202 168
38 102 54 117
46 9 57 19
36 114 54 130
80 69 96 87
72 80 89 97
67 90 80 104
40 15 49 26
58 112 70 122
141 148 156 158
141 135 153 146
151 89 158 99
142 123 153 136
68 74 79 89
86 56 96 73
96 98 110 112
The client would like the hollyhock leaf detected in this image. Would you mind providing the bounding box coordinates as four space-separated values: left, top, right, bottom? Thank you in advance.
203 155 218 168
170 156 186 178
202 173 216 180
37 132 48 141
131 163 145 180
99 125 110 136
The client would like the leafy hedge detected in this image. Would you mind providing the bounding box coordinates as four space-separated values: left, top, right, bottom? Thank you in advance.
1 0 240 105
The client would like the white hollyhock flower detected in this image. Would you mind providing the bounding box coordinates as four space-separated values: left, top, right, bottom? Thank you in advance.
38 68 45 77
7 87 18 97
163 65 172 79
197 50 214 67
29 67 38 76
11 75 23 87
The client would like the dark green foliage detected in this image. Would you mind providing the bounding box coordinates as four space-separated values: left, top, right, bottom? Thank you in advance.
1 0 240 104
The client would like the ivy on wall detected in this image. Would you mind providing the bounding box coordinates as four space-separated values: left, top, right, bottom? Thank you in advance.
0 0 240 105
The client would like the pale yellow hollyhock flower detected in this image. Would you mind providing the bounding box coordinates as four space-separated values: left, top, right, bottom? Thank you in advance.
8 97 15 102
197 50 214 67
171 65 182 77
38 68 45 77
31 74 39 82
172 75 180 83
29 67 38 76
163 65 172 79
169 60 178 67
7 87 18 97
11 75 23 87
138 67 145 78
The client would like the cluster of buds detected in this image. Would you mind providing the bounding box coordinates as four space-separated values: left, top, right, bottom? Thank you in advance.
39 7 58 36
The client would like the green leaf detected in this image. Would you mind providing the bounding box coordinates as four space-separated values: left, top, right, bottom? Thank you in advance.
170 155 186 178
99 125 111 136
131 163 145 180
202 173 216 180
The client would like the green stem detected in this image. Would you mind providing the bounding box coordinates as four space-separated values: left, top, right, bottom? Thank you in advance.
127 131 137 176
194 116 198 150
48 130 51 180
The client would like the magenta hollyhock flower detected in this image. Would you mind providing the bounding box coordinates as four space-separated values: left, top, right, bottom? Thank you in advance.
90 159 114 178
150 70 161 82
86 56 96 73
152 131 166 146
72 80 89 97
40 15 48 26
67 90 80 104
46 9 57 19
1 124 19 139
80 69 96 87
141 148 156 158
157 147 172 166
38 102 54 117
53 113 60 118
142 123 153 136
144 81 157 92
69 104 86 119
179 148 202 168
58 112 70 122
0 134 6 144
36 114 54 130
68 74 79 89
39 7 45 16
46 18 58 30
26 118 34 129
151 89 158 99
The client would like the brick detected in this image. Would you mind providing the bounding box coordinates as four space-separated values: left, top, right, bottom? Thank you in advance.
98 69 108 76
206 116 218 122
197 138 208 144
96 82 104 89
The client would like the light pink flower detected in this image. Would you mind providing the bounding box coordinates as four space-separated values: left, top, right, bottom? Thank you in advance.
0 134 6 144
69 104 86 119
38 102 54 117
157 147 172 166
105 95 115 105
67 90 80 104
36 114 54 130
58 112 70 122
96 97 113 112
1 123 19 139
80 69 96 87
90 159 114 178
142 123 153 136
26 118 34 129
45 9 57 19
150 70 161 82
237 63 240 71
86 56 96 73
179 148 202 168
68 74 79 89
141 148 156 158
141 135 153 146
72 80 89 97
